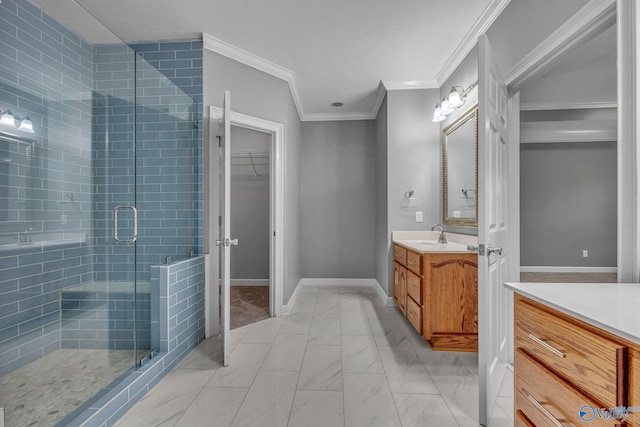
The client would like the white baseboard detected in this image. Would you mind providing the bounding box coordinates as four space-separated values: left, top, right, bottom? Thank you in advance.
282 279 303 315
231 279 269 286
299 278 396 307
520 266 618 273
301 278 376 287
373 279 395 307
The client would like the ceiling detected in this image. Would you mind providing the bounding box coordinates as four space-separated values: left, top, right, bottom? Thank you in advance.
31 0 508 120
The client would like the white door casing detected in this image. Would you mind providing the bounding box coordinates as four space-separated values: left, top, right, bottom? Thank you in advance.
207 107 285 318
220 91 232 366
478 34 510 426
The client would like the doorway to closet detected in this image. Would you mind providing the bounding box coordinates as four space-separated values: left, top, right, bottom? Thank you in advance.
229 125 272 329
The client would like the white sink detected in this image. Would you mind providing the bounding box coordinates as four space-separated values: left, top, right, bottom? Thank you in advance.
392 231 478 254
409 240 439 245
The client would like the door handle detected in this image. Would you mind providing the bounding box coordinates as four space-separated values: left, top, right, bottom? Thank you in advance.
113 205 137 243
216 238 239 247
487 246 502 256
479 244 502 256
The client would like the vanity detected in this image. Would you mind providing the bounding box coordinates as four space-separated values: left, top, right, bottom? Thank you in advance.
392 230 479 352
506 282 640 426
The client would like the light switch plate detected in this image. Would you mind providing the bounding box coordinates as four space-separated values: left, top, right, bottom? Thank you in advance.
416 211 423 223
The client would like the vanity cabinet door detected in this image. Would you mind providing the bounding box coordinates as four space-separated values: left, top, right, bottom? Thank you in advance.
393 262 406 315
630 350 640 426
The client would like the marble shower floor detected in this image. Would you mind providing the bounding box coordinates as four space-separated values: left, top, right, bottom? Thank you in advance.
115 285 514 427
0 349 137 427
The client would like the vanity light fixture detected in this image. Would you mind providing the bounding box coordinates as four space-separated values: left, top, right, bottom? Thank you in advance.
432 103 447 122
0 110 15 126
17 116 34 133
0 109 35 133
432 82 477 122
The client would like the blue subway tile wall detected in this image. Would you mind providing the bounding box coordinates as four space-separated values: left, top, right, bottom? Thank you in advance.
0 0 95 376
60 283 151 350
68 257 205 427
0 2 205 423
92 41 203 284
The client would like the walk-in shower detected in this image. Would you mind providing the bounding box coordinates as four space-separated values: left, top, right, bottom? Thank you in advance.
0 1 203 425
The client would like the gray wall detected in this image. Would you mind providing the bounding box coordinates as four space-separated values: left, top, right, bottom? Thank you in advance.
375 96 389 293
486 0 590 75
520 141 616 267
203 50 301 303
519 25 616 106
230 126 270 280
379 88 441 295
438 46 479 236
300 121 376 278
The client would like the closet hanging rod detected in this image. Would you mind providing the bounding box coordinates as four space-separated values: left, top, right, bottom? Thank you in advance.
230 150 269 159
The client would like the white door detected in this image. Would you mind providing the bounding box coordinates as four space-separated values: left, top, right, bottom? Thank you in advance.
478 35 510 425
217 91 234 366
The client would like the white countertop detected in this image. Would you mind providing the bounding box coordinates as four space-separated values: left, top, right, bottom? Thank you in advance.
392 230 478 254
505 282 640 346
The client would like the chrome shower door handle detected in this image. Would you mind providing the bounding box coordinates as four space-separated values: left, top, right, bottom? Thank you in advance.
113 205 138 243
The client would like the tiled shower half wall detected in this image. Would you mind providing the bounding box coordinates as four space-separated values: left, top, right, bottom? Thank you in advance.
0 0 203 425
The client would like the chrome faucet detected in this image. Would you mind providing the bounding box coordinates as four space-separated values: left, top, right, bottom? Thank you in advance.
431 223 447 244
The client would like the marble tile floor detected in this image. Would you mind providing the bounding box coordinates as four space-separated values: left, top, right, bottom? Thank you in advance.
0 349 139 427
115 285 514 427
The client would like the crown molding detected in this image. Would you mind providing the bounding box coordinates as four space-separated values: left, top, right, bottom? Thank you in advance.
303 112 377 122
371 82 388 120
505 0 616 92
203 33 294 81
381 80 439 91
203 32 305 120
435 0 511 86
519 101 617 111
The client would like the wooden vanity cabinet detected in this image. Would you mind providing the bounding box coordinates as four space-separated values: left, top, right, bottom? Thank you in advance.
393 244 478 351
514 294 640 427
392 261 406 315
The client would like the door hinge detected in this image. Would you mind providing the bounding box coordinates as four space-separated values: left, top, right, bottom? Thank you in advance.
273 231 276 237
216 135 222 147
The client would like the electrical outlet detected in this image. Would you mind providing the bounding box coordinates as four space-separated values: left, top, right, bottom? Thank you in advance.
582 250 588 258
415 211 423 223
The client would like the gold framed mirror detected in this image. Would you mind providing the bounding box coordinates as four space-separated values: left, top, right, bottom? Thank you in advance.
442 104 478 228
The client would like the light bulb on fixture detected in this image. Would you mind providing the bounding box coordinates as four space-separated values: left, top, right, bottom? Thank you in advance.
0 110 15 127
432 103 447 122
447 87 464 109
18 116 34 133
440 98 453 115
431 81 477 123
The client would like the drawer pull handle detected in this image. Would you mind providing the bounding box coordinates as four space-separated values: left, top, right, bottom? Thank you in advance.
528 334 565 358
527 395 563 427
